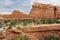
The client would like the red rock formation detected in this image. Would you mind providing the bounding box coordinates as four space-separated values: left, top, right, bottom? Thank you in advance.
0 2 60 19
5 29 22 40
29 2 55 19
1 10 37 19
1 14 10 19
56 7 60 18
9 10 28 19
0 14 3 19
22 25 60 32
4 25 60 40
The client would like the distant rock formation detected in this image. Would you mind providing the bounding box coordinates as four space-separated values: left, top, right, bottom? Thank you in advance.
29 2 55 19
0 10 37 19
9 10 28 19
10 10 37 19
0 2 60 19
56 7 60 18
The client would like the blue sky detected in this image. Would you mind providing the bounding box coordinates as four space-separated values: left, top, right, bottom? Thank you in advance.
0 0 60 14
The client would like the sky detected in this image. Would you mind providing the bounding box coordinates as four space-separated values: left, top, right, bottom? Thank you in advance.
0 0 60 14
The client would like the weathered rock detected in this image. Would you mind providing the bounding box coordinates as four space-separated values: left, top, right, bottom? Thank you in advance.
4 25 60 40
5 29 23 40
0 2 60 19
22 25 60 32
29 2 55 19
22 25 60 38
0 32 5 40
56 7 60 18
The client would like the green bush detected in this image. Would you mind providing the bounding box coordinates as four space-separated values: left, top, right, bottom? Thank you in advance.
13 35 23 40
39 33 60 40
49 34 59 40
39 37 44 40
23 20 28 26
23 35 29 40
13 35 29 40
16 27 22 30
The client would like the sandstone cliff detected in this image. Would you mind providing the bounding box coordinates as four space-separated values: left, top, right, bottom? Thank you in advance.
11 10 37 19
29 2 55 19
56 7 60 18
1 10 37 19
0 2 60 19
3 25 60 40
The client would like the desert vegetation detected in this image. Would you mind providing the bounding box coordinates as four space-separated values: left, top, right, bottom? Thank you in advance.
13 35 29 40
0 19 60 40
39 33 60 40
0 19 60 30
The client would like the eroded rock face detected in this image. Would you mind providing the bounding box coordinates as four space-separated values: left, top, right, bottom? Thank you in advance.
2 25 60 40
5 29 23 40
56 7 60 18
5 29 39 40
22 25 60 40
29 2 55 19
0 2 60 19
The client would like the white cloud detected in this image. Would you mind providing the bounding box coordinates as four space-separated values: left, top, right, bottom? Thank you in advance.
0 0 60 14
32 0 60 6
4 0 13 5
0 12 12 14
0 8 13 14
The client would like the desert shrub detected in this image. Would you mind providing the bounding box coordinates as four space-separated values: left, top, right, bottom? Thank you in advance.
55 19 60 23
7 25 12 29
23 35 29 40
39 37 44 40
49 34 59 40
7 21 17 29
35 19 41 25
39 33 60 40
40 19 49 24
23 20 28 26
16 27 22 30
13 35 23 40
13 36 19 40
40 19 58 24
4 20 10 24
13 35 29 40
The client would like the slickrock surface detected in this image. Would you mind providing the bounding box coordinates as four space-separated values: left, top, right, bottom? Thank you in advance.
22 25 60 32
0 25 59 40
22 25 60 39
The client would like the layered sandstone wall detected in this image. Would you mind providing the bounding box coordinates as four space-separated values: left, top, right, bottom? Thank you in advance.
3 25 60 40
56 7 60 18
30 2 55 19
0 2 60 19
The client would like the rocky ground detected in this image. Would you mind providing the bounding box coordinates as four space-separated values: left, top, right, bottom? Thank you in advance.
0 25 60 40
